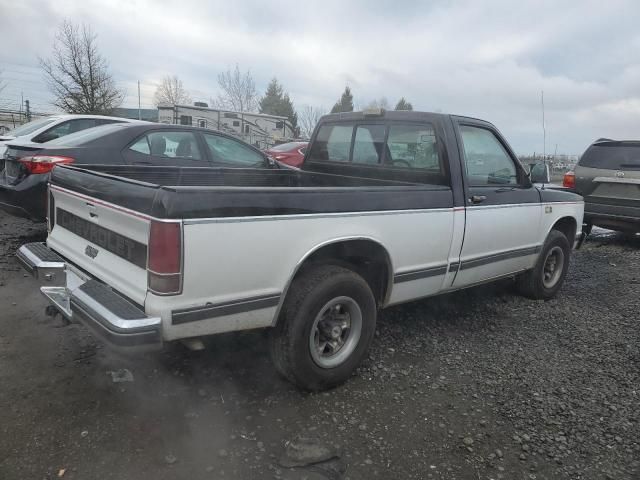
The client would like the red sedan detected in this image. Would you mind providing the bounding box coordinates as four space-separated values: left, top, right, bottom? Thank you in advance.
266 141 308 168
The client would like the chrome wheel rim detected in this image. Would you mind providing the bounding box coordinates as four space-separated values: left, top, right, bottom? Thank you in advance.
542 246 564 288
309 296 362 369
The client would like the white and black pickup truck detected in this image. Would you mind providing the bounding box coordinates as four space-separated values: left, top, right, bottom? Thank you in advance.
17 110 584 390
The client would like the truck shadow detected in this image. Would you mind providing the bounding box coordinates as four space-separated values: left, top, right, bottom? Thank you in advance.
151 279 516 395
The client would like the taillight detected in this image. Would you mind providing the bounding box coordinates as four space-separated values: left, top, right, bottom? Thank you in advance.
18 155 75 174
147 221 182 295
563 171 576 189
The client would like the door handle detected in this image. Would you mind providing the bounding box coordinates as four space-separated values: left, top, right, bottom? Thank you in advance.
470 195 487 204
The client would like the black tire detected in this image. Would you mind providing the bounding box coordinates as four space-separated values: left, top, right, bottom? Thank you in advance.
269 265 377 391
516 229 571 300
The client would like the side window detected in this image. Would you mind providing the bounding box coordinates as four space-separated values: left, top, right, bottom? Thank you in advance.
307 124 353 163
459 125 518 185
352 125 386 164
129 136 150 155
203 134 264 166
130 131 202 160
33 119 97 143
66 119 98 134
386 124 440 170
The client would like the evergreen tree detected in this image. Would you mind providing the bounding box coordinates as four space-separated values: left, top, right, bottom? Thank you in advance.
330 86 354 113
395 97 413 111
259 78 298 130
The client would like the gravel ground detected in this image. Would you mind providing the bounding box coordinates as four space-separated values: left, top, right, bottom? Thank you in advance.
0 212 638 480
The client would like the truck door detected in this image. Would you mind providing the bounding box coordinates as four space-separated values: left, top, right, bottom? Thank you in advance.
452 120 542 287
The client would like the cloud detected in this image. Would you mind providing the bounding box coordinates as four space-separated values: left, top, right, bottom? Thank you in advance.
1 0 639 153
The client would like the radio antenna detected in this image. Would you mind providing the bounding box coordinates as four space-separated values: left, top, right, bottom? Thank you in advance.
541 90 547 190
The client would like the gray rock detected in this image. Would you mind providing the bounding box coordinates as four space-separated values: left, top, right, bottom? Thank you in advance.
278 436 341 468
107 369 134 383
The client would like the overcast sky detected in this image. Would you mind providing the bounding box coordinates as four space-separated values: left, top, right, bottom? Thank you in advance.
2 0 640 154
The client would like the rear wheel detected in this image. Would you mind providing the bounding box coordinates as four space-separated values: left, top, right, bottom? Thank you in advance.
269 265 377 391
516 230 571 300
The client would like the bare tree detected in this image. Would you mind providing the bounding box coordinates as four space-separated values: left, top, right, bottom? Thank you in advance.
40 21 123 114
215 64 258 112
299 105 326 139
154 75 191 107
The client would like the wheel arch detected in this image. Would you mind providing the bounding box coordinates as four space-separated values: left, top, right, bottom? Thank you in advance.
270 236 394 327
550 216 578 246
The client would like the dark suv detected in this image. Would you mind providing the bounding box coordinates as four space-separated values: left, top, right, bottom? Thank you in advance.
565 139 640 233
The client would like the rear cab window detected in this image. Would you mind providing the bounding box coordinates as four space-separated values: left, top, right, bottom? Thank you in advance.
353 125 385 164
387 124 440 169
310 125 352 163
306 120 449 186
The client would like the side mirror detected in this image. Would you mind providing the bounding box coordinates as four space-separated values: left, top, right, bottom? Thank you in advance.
530 162 550 184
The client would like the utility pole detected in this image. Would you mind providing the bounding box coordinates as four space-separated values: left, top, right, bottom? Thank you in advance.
138 81 141 120
541 90 546 160
25 100 31 121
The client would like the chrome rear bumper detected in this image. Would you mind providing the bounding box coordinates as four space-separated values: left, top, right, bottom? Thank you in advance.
17 242 162 350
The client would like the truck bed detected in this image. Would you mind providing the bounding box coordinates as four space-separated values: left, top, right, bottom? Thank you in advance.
51 165 453 219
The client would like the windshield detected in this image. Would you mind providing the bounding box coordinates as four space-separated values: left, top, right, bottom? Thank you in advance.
579 142 640 170
44 124 125 146
269 142 305 152
7 118 57 137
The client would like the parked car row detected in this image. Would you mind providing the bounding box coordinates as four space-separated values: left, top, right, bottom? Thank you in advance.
5 114 636 236
0 118 290 220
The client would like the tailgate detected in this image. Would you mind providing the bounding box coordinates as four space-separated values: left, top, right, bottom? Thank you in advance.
576 141 640 209
582 170 640 209
48 185 151 305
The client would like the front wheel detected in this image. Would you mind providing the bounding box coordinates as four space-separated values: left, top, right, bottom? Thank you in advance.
269 265 377 391
516 230 571 300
